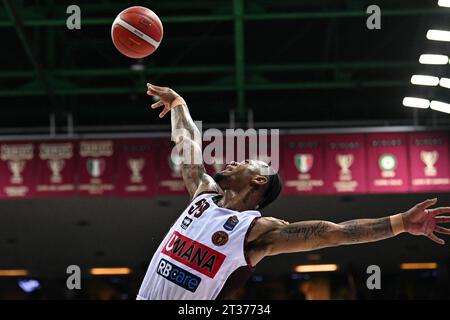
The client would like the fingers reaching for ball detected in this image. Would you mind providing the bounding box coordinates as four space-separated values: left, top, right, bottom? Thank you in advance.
146 82 182 118
151 101 164 109
147 83 166 93
158 107 171 119
146 83 160 96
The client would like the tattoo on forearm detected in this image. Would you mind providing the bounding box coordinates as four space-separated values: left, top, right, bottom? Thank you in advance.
182 164 207 182
280 217 394 249
341 223 361 242
172 104 196 137
340 217 393 243
170 103 218 195
281 222 328 241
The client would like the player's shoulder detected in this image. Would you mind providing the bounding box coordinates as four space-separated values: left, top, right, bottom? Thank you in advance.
246 216 289 242
193 190 221 199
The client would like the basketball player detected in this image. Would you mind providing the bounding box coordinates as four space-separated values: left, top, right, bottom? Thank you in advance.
137 83 450 300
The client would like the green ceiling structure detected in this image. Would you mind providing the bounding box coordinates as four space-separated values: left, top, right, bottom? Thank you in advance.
0 0 446 123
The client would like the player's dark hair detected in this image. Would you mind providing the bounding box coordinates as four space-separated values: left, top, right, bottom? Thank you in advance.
258 172 282 210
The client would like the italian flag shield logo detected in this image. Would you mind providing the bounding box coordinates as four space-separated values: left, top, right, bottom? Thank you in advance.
86 158 106 178
294 154 314 173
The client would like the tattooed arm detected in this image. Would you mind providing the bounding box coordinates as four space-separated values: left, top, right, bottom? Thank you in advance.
249 218 394 261
248 198 450 266
147 83 219 198
268 218 394 254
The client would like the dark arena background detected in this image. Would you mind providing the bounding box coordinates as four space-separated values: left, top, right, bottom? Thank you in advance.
0 0 450 301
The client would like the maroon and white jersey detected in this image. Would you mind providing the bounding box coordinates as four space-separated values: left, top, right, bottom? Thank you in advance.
137 192 261 300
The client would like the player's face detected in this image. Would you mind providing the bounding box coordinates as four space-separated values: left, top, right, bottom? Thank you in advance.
220 159 265 176
214 159 270 189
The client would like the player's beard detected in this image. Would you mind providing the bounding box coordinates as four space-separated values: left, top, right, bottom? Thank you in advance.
213 172 225 183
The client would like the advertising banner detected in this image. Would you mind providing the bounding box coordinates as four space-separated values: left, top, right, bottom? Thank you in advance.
0 142 35 198
35 141 77 196
116 139 158 197
77 140 116 196
409 132 450 192
282 135 326 195
367 133 409 193
325 134 367 193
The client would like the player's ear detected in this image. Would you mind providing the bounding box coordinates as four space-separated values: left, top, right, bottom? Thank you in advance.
250 175 268 187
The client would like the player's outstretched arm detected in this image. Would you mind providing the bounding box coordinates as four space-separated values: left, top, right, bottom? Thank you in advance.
146 83 218 198
249 198 450 264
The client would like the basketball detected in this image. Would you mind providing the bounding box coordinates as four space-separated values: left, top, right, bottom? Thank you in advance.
111 6 163 59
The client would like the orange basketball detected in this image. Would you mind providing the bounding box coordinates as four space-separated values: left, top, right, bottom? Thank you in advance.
111 6 163 59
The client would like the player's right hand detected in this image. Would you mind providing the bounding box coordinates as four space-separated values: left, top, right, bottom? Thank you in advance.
402 198 450 245
146 83 183 118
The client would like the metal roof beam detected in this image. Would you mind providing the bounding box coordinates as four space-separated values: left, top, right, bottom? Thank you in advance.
0 80 406 97
233 0 246 119
2 0 54 102
0 61 417 78
0 8 444 27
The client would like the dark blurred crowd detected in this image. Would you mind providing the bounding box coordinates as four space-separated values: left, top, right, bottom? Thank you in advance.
0 269 449 300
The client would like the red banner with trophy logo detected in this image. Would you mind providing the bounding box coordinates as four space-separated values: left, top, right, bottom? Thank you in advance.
367 133 409 193
116 139 157 197
157 139 187 195
282 135 325 195
409 132 450 192
202 130 281 182
77 140 116 196
35 141 77 197
0 141 35 198
325 134 367 194
0 131 448 199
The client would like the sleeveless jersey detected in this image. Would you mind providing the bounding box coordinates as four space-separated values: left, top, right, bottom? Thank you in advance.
137 192 261 300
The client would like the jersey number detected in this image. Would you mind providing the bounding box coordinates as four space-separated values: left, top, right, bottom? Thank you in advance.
188 199 210 218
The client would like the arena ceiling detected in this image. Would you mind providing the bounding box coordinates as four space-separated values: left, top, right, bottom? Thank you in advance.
0 0 449 130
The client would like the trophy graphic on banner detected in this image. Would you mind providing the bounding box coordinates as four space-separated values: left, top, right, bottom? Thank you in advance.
421 150 438 177
48 159 65 183
40 143 73 185
8 160 25 184
1 144 33 186
337 154 354 181
128 158 145 183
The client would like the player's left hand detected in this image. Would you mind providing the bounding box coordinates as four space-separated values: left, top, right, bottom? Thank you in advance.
146 83 182 118
402 198 450 245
